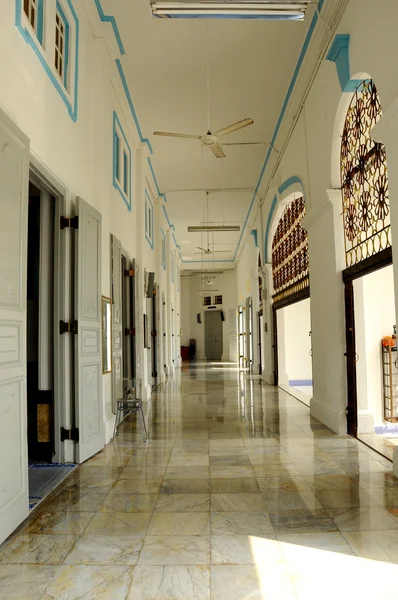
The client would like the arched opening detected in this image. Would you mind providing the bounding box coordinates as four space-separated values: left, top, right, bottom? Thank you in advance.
340 79 397 458
271 194 313 406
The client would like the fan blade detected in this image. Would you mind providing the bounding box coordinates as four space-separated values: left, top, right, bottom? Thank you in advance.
208 143 226 159
214 118 254 138
153 131 201 139
221 142 264 146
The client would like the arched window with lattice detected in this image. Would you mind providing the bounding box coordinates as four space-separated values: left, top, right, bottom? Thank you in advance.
272 197 309 303
341 79 390 268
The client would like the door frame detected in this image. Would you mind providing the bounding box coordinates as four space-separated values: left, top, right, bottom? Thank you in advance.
29 154 68 464
342 246 393 437
272 286 310 387
258 309 263 375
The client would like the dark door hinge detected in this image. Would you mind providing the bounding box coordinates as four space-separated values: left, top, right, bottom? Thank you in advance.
152 371 158 378
125 328 136 336
60 320 78 335
151 330 157 337
60 216 79 230
124 269 135 277
60 427 79 442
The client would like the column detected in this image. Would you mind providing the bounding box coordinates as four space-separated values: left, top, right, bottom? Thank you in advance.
262 263 275 385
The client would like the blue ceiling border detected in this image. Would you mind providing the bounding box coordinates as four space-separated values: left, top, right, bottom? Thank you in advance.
94 0 326 266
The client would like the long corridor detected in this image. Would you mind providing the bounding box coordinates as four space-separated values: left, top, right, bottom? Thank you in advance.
1 363 398 599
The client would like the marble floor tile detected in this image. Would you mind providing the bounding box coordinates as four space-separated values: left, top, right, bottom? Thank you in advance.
112 479 162 494
100 493 157 513
211 534 282 565
327 506 398 531
64 535 143 566
26 511 94 535
211 512 274 535
278 532 355 560
269 509 337 534
315 488 378 509
0 534 77 565
253 464 300 478
0 565 58 600
41 565 133 600
128 566 210 600
304 473 357 492
211 565 297 600
147 513 210 535
154 494 210 513
85 512 151 535
211 493 266 512
65 492 108 512
343 529 398 561
209 455 251 467
257 477 311 493
262 490 322 511
210 466 254 479
210 478 260 493
368 486 398 509
138 536 210 565
160 479 210 494
168 456 209 466
119 467 166 480
165 467 209 479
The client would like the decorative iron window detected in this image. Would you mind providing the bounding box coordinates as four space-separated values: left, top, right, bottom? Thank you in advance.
214 295 223 305
55 2 70 88
272 197 309 303
203 296 211 306
341 80 390 268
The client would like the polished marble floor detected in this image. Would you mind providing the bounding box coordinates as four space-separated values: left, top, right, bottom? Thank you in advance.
1 362 398 599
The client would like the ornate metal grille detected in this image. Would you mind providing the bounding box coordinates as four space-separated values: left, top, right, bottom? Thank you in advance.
272 197 309 303
341 79 390 268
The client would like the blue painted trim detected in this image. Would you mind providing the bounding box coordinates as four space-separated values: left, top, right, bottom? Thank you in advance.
162 205 175 231
93 0 125 55
147 157 166 202
145 190 154 249
115 59 153 155
233 0 326 262
289 379 313 387
172 232 181 250
278 175 304 196
161 229 166 270
15 0 79 121
113 111 132 211
56 1 70 89
344 78 366 93
250 230 258 248
326 34 351 92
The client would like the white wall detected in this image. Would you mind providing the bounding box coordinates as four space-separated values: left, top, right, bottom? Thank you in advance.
0 1 181 446
354 266 396 431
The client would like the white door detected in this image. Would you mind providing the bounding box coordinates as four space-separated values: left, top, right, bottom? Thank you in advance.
133 260 142 398
0 111 30 544
75 197 104 463
111 235 123 409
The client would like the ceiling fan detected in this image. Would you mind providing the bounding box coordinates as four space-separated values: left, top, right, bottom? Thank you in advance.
195 246 230 255
153 118 261 158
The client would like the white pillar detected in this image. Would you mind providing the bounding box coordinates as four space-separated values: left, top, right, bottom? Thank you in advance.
301 190 347 434
262 263 275 385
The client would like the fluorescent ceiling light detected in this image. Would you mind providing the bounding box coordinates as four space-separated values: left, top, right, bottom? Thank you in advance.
188 225 240 232
151 1 310 20
197 289 220 293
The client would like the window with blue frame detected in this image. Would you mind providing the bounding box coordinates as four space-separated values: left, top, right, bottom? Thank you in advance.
55 2 70 89
145 191 154 248
161 230 166 269
113 112 132 211
23 0 44 45
16 0 80 121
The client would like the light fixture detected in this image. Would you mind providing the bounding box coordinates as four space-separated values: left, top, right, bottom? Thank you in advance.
197 289 220 293
188 225 240 232
150 1 310 20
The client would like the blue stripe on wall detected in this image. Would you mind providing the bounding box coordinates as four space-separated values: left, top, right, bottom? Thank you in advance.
93 0 125 55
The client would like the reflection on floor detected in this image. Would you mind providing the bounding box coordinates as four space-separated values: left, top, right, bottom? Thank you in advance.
1 362 398 599
357 433 397 462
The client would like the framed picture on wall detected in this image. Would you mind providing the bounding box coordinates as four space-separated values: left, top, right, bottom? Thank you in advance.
101 296 112 374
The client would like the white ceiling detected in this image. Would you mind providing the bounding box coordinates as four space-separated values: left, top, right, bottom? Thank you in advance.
101 1 315 269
